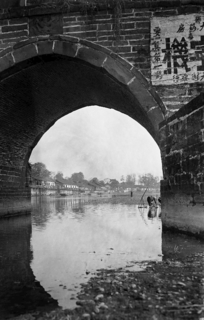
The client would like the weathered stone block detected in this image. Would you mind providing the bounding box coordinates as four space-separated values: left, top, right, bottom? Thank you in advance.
53 40 78 57
128 77 157 109
77 46 107 68
13 43 37 63
0 47 13 58
103 55 133 85
0 53 14 72
37 40 53 55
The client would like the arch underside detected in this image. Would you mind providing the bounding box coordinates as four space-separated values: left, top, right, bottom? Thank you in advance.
0 37 166 168
0 36 165 215
0 54 162 167
2 55 138 150
0 37 166 216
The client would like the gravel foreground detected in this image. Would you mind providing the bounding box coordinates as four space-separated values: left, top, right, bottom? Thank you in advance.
9 251 204 320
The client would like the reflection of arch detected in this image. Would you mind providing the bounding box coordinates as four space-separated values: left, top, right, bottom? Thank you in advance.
0 215 58 317
0 36 165 215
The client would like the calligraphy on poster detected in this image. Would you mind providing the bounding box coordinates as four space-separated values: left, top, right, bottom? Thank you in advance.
151 14 204 85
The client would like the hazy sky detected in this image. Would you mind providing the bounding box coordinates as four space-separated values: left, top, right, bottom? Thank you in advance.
30 106 163 181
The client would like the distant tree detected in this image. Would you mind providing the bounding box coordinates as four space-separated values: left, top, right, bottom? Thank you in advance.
109 179 119 190
99 180 105 186
91 177 99 184
120 175 125 183
31 162 51 178
71 172 84 182
138 173 160 188
55 171 64 180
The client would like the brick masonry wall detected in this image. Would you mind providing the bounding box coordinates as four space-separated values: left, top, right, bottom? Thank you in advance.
160 92 204 194
0 165 31 217
0 2 203 115
159 92 204 235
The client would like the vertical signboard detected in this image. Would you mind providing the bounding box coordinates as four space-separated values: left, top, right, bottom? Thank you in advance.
151 14 204 85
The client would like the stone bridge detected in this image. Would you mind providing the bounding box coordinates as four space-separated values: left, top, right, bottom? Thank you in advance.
0 0 204 237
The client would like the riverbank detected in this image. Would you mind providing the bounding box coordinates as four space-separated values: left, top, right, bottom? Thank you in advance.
10 256 204 320
52 193 158 206
32 190 160 203
10 231 204 320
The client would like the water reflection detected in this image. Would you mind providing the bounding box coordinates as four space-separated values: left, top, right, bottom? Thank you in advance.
1 198 204 316
147 205 161 220
0 214 58 319
31 197 162 309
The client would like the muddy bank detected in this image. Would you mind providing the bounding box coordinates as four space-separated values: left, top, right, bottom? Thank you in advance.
10 250 204 320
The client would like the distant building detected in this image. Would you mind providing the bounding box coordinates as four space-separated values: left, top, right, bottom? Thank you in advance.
77 180 92 193
88 179 104 193
119 182 147 192
30 176 56 188
55 177 79 195
30 176 56 196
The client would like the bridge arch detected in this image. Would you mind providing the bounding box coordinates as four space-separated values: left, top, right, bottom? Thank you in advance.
0 35 165 216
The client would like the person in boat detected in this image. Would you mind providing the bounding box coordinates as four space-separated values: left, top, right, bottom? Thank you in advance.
147 195 157 207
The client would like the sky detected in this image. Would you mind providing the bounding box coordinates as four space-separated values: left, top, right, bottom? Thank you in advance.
30 106 163 181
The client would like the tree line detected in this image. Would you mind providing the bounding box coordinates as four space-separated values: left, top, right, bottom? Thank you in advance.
30 162 161 188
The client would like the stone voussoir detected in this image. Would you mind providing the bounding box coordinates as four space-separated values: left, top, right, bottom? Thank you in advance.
109 51 133 71
102 56 133 85
36 40 54 55
79 39 111 55
76 46 108 68
12 43 38 63
147 105 165 125
131 67 150 87
0 47 13 58
128 77 158 108
148 87 167 116
0 53 15 72
53 40 78 57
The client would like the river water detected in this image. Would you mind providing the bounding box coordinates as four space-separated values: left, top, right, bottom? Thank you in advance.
32 196 162 309
1 196 204 319
0 196 162 318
